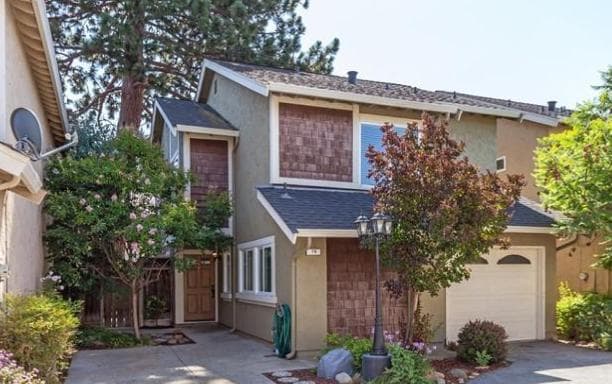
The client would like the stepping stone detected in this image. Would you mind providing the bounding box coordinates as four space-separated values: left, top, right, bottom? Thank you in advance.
272 371 293 377
295 381 315 384
277 378 299 383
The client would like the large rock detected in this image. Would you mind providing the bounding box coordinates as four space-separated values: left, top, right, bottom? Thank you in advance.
449 368 468 380
335 372 352 384
317 348 353 379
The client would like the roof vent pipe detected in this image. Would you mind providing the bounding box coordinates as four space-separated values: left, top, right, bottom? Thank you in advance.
547 100 557 112
347 71 358 85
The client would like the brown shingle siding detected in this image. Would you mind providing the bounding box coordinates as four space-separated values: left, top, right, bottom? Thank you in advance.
190 139 228 206
327 238 407 338
279 103 353 182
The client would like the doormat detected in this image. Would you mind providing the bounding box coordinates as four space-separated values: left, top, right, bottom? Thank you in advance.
152 331 195 346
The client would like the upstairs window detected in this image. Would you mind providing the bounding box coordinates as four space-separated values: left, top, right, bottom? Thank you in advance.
360 122 408 185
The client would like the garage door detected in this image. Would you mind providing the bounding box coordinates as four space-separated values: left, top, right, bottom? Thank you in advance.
446 247 544 342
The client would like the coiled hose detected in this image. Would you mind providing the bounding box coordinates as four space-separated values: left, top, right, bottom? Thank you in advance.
273 303 291 358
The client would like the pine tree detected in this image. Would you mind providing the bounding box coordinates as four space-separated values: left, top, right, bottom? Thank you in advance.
48 0 339 133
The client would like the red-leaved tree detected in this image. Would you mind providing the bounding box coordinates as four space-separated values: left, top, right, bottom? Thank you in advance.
367 113 524 343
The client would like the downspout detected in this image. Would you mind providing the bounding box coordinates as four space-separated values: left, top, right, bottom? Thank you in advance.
284 253 299 359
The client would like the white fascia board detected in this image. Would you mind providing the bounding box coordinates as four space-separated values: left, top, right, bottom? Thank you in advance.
33 0 69 134
176 124 239 137
504 226 556 234
203 59 269 97
457 105 520 119
269 83 458 114
520 113 561 127
256 191 297 244
296 229 358 238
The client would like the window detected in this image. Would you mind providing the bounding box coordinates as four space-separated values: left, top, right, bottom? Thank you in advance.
496 156 506 172
221 252 232 299
498 254 531 264
468 256 489 264
237 236 276 304
360 122 409 185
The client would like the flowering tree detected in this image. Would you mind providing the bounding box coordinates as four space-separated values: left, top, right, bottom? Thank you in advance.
45 132 231 338
366 113 524 342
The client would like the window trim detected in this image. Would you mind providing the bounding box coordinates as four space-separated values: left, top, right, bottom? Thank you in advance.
496 156 506 173
236 236 277 305
358 118 420 187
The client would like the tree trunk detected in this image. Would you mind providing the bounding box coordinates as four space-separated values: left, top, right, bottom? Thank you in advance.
405 287 419 344
117 0 145 133
131 281 141 340
117 75 145 132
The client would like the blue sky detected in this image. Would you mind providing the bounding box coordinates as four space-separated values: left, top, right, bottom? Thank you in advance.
300 0 612 108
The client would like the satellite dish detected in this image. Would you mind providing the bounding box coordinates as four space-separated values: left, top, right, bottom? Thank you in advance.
10 108 42 159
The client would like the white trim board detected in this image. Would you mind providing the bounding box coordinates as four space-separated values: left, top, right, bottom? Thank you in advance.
256 190 296 244
177 124 239 137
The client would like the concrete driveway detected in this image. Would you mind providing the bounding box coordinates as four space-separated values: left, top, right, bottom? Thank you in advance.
66 325 315 384
472 341 612 384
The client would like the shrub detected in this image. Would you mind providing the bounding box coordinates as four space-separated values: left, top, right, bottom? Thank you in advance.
556 282 612 345
474 350 493 367
373 344 430 384
0 294 80 384
456 320 508 364
77 326 151 349
0 350 44 384
323 333 372 371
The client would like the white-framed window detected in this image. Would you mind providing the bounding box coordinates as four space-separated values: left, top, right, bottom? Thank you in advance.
237 236 277 305
360 121 414 186
496 156 506 173
221 252 232 300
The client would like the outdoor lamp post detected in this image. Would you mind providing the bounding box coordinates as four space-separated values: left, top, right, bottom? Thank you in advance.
354 212 393 381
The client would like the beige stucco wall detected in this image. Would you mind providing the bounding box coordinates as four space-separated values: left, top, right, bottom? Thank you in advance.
496 118 564 202
0 2 54 298
557 237 611 295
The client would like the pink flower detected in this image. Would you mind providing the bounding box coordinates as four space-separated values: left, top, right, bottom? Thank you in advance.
147 239 155 246
79 198 87 206
129 242 140 255
140 210 150 218
148 228 157 235
136 224 143 232
129 212 137 220
85 206 93 212
111 194 118 201
94 193 101 200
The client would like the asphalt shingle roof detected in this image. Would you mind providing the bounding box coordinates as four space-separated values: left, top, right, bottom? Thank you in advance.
258 186 556 233
434 91 572 118
210 60 513 112
156 98 235 130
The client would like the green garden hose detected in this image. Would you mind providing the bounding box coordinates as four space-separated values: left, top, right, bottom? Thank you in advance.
273 303 291 358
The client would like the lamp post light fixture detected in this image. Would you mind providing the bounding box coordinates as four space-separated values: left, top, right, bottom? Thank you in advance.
354 212 393 381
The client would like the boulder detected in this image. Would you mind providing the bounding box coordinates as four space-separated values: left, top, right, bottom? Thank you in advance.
335 372 352 384
317 348 353 379
449 368 468 380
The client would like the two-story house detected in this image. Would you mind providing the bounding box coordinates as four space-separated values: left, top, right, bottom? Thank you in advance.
152 60 560 356
0 0 70 300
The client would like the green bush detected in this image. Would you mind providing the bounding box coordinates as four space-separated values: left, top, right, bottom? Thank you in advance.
373 344 430 384
556 282 612 346
456 320 508 364
77 326 150 349
0 294 80 384
323 333 372 371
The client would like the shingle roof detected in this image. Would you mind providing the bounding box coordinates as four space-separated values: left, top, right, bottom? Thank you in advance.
210 60 513 112
434 90 572 118
258 186 556 233
156 98 235 130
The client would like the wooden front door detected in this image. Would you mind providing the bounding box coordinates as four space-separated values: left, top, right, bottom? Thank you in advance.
184 255 215 321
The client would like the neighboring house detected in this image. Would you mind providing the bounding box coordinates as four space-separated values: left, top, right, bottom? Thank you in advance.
0 0 69 300
152 59 561 356
441 91 611 295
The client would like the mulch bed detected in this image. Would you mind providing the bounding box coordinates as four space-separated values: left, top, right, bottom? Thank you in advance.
430 358 509 384
263 368 336 384
151 331 195 346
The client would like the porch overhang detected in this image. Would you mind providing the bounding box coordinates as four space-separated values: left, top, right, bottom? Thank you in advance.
257 185 559 244
0 143 46 204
